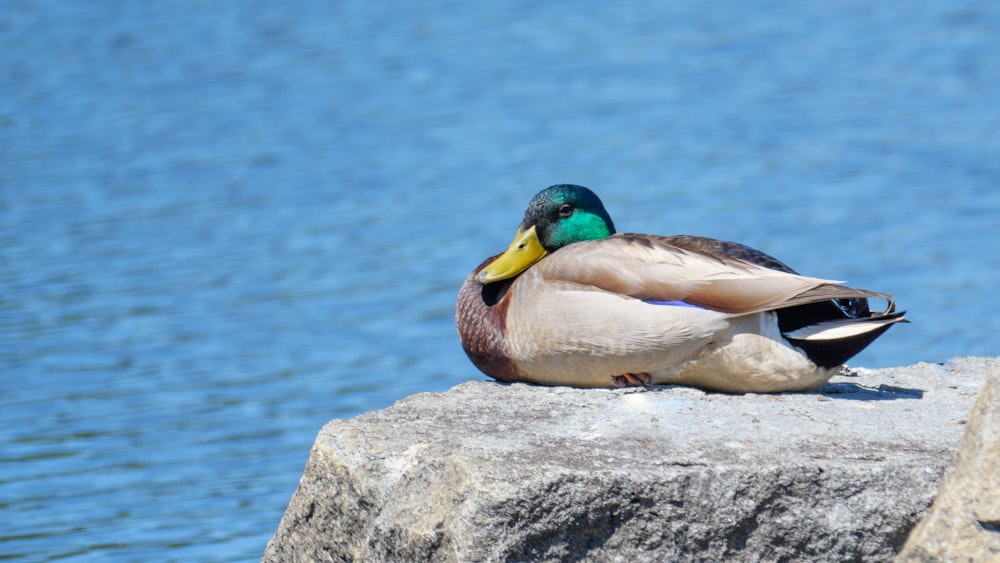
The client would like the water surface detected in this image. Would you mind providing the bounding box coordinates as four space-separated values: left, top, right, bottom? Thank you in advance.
2 1 999 560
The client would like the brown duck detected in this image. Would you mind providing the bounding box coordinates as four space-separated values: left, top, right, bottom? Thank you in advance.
456 184 906 393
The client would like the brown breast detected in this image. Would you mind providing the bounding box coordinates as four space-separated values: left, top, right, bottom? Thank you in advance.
455 255 527 383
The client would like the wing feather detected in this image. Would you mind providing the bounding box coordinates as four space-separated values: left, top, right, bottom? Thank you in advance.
534 235 894 315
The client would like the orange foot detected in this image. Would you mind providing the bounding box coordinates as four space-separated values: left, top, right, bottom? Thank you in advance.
613 372 652 387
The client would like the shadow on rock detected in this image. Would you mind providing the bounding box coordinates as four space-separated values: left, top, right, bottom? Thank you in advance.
817 382 924 401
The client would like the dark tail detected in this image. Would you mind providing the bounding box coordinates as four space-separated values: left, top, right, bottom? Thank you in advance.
779 298 907 367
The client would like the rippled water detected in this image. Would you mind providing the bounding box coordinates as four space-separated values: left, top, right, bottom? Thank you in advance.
3 1 999 560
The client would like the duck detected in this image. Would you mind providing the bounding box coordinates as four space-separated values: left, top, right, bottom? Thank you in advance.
455 184 907 393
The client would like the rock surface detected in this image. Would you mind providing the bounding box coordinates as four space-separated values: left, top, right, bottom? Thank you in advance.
897 362 1000 562
263 358 996 562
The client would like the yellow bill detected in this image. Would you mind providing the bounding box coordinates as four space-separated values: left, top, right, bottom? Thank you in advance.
476 225 547 284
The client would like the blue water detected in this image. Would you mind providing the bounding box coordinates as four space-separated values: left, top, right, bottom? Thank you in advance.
3 1 999 560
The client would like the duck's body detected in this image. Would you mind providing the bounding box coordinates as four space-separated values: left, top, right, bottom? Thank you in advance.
456 185 906 393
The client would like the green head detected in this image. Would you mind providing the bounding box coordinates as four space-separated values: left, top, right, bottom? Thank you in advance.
476 184 616 284
520 184 617 250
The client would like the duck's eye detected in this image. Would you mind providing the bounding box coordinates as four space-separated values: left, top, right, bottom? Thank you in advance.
558 204 573 217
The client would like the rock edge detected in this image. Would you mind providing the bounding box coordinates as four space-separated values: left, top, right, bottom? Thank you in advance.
897 361 1000 561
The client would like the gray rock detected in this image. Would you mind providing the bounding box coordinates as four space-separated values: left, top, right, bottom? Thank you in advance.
263 358 996 562
897 362 1000 562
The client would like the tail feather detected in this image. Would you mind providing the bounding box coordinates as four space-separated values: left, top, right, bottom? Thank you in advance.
783 312 907 341
783 311 907 368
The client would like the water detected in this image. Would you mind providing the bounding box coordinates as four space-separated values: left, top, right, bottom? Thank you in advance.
2 1 999 560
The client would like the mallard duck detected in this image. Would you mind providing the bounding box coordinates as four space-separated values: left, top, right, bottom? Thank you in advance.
455 184 907 393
